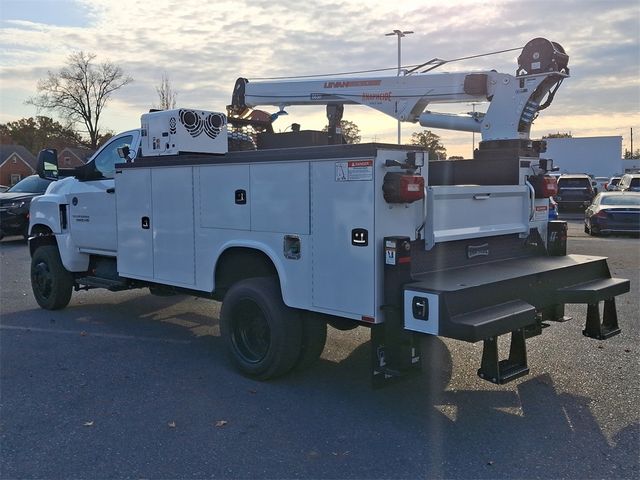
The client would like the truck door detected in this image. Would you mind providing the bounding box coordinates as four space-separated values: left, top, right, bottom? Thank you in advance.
68 132 139 254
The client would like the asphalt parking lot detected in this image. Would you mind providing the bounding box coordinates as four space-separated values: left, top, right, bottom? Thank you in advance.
1 218 638 479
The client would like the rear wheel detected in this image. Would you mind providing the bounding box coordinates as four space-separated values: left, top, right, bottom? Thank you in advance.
220 277 302 380
30 245 73 310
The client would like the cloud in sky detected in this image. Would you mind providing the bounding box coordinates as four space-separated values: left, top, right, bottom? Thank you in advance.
0 0 638 156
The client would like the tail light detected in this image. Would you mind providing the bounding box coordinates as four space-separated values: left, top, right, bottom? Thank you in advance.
382 173 425 204
529 175 558 198
595 210 608 219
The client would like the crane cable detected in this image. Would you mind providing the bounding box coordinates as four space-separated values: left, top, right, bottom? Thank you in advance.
250 46 523 81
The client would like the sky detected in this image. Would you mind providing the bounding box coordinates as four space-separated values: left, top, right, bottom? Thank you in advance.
0 0 638 158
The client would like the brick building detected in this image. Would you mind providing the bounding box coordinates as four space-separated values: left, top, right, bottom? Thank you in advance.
0 145 36 187
59 147 94 168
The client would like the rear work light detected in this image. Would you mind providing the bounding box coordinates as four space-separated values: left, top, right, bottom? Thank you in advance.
528 174 558 198
382 172 425 204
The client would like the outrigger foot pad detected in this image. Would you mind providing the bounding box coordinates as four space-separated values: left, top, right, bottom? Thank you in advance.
477 329 530 384
582 298 621 340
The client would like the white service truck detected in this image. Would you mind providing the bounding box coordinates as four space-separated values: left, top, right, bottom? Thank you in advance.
29 38 629 386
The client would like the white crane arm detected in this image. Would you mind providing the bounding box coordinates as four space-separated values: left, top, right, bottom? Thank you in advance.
230 38 569 141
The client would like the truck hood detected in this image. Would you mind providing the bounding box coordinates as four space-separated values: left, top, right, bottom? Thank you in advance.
45 176 77 196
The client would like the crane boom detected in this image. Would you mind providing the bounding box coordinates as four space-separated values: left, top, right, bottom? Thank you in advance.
230 38 569 142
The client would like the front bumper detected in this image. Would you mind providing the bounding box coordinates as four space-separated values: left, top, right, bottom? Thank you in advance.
0 209 28 236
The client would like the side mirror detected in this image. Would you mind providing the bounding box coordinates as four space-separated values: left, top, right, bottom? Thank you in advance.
36 149 59 180
117 145 131 160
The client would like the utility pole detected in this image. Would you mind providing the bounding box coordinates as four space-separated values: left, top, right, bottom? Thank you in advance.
385 29 413 144
469 102 481 153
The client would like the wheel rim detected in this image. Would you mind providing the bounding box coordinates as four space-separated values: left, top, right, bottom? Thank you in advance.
33 260 53 299
231 299 270 364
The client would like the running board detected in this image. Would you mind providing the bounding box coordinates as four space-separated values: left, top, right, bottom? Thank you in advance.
556 278 629 304
447 300 536 343
75 275 131 291
556 278 627 340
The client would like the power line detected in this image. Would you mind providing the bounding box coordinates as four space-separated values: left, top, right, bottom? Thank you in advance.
250 45 523 81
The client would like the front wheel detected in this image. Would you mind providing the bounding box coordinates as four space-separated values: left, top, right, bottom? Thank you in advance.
30 245 74 310
220 277 302 380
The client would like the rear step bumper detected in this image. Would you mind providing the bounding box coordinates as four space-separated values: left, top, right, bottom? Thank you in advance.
398 254 629 385
403 254 629 343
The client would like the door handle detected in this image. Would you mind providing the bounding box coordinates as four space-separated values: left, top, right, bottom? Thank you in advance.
141 217 150 229
106 187 115 194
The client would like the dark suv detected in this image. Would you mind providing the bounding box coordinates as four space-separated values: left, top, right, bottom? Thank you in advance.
0 175 53 240
555 174 595 212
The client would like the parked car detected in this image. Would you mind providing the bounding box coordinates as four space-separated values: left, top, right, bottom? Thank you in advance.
584 191 640 236
605 176 622 191
0 185 9 193
617 173 640 192
555 174 595 212
592 176 609 194
0 175 53 240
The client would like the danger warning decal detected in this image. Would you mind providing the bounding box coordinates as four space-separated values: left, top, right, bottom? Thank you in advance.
335 160 373 181
533 204 548 221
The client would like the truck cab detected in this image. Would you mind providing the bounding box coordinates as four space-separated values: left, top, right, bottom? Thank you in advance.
30 130 140 263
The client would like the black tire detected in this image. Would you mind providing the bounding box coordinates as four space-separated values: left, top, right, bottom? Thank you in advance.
295 314 327 371
30 245 74 310
220 277 302 380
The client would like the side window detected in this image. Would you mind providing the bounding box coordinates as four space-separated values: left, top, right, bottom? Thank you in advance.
92 135 134 178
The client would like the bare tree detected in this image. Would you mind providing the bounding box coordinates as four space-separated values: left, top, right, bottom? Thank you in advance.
155 73 178 110
27 51 133 148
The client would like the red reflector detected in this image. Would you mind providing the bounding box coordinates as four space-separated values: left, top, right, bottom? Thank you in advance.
397 256 411 264
361 316 375 323
382 173 425 203
529 175 557 198
542 176 558 197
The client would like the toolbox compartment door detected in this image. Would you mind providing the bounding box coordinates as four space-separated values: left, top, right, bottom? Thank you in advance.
426 185 529 246
311 160 375 317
